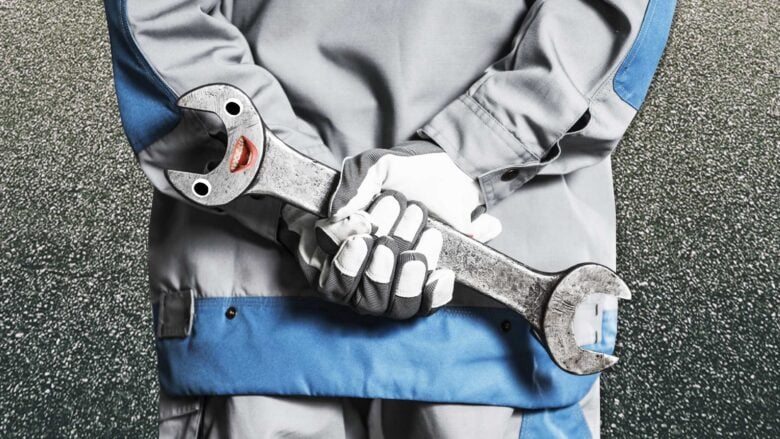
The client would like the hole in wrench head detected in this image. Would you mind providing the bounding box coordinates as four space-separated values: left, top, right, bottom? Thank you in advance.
225 99 242 116
192 179 211 198
229 136 258 173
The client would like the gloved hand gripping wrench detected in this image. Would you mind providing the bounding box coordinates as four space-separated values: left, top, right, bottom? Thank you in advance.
164 84 631 376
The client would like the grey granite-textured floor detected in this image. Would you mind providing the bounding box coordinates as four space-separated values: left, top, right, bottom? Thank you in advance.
0 0 777 437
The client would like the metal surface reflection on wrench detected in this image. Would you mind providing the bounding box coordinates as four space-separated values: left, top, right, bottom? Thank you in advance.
164 84 631 376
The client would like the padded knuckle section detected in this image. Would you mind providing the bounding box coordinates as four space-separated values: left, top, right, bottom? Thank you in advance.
368 191 408 236
393 203 427 243
334 236 370 277
394 259 427 298
426 269 455 309
414 229 443 269
365 244 396 284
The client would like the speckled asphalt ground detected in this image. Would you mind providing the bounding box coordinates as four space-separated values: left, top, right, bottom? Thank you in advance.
0 0 777 437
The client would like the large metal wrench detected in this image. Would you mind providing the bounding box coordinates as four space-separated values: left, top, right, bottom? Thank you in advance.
165 84 631 375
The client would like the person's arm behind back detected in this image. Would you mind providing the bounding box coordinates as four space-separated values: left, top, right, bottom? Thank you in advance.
104 0 338 240
419 0 677 208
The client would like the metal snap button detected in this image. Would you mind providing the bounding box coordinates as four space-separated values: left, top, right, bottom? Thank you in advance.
501 320 512 333
500 169 519 181
225 307 237 319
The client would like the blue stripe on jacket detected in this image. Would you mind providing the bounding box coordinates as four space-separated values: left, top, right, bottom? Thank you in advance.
614 0 677 109
155 297 616 410
104 0 179 153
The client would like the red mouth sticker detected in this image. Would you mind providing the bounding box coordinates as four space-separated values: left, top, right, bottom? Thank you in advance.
229 136 258 173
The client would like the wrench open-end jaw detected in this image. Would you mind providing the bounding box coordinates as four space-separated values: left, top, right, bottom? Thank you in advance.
165 84 632 376
167 85 267 207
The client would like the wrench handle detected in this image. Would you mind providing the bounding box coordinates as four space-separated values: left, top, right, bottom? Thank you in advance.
249 132 339 218
246 131 560 331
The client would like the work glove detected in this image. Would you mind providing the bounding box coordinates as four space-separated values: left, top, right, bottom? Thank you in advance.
278 191 454 319
330 140 502 242
277 140 501 319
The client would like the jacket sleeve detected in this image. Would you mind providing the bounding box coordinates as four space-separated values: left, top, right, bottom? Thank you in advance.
104 0 338 240
419 0 676 208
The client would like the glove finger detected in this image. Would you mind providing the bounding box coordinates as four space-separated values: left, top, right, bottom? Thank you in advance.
330 152 388 219
465 213 502 243
315 210 374 255
367 190 407 237
413 228 443 271
352 236 398 316
417 268 455 316
391 201 428 253
386 251 428 319
318 234 373 305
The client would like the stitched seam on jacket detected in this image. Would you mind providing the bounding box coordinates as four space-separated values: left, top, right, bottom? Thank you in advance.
120 0 180 103
183 297 508 318
480 173 498 208
460 95 540 161
421 123 481 177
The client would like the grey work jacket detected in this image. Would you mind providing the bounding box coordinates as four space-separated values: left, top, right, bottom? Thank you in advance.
104 0 675 417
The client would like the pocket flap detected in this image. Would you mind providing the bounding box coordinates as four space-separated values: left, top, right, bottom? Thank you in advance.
159 392 202 421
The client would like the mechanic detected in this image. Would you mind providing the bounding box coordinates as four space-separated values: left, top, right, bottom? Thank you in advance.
104 0 675 437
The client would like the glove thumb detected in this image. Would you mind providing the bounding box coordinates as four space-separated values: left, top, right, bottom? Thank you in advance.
329 155 386 220
465 213 502 243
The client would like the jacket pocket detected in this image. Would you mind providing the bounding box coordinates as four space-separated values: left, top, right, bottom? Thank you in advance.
158 391 204 439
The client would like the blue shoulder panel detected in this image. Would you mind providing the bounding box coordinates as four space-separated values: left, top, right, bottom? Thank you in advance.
104 0 179 153
155 297 617 410
614 0 677 110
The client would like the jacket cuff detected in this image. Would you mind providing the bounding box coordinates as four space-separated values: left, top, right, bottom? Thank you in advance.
420 95 561 208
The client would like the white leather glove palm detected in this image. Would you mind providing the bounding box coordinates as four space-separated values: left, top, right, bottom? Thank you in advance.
330 140 502 242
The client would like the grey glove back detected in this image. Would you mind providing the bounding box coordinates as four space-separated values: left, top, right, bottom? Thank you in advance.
278 191 454 319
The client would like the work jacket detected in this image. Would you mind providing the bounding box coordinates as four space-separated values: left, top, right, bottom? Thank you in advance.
104 0 674 433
